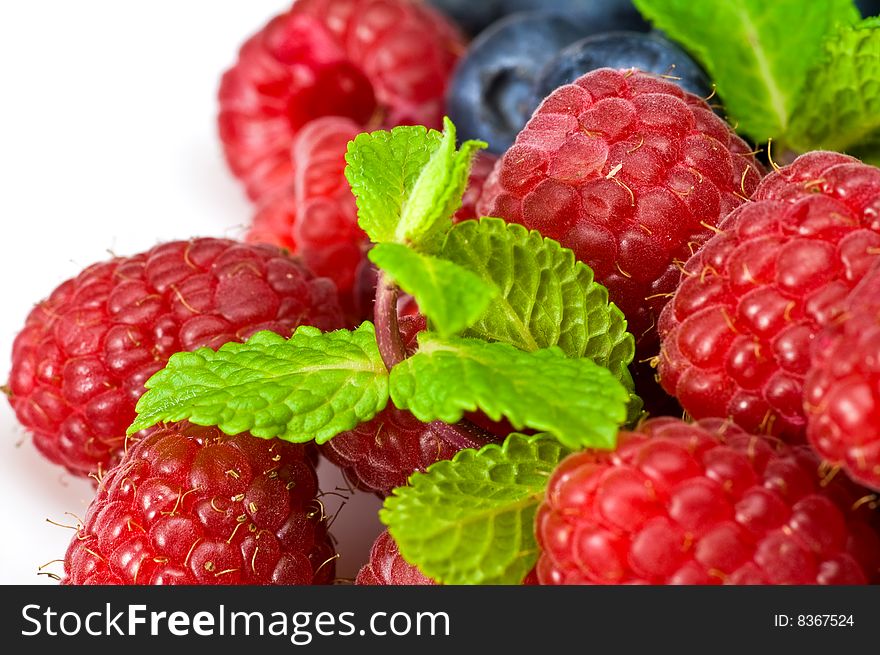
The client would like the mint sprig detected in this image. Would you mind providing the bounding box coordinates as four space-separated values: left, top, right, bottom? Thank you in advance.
381 433 573 585
129 324 389 443
131 118 639 453
127 116 642 585
390 333 628 450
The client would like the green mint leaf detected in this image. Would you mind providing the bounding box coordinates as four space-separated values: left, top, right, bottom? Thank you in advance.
368 243 497 337
129 324 389 444
345 125 444 243
440 218 636 389
397 117 487 246
381 433 573 585
344 118 486 247
389 334 629 450
787 18 880 162
633 0 858 142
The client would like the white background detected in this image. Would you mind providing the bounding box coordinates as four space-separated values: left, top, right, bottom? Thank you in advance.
0 0 383 584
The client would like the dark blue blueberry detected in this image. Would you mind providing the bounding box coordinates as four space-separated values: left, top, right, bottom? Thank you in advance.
534 31 713 103
856 0 880 16
446 12 588 153
502 0 649 33
426 0 505 36
428 0 648 38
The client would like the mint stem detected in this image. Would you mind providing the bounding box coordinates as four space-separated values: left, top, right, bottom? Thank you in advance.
375 270 406 369
430 419 490 452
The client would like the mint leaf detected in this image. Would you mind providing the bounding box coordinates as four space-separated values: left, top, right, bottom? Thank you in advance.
381 433 572 585
344 119 486 247
633 0 858 142
390 334 629 450
440 218 635 389
345 125 443 243
787 18 880 162
397 117 487 246
368 243 497 337
129 324 389 444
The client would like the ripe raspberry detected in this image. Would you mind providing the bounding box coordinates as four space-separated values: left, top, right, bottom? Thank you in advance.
476 68 763 355
536 417 880 585
62 422 336 585
6 238 344 478
321 405 493 495
657 152 880 440
218 0 464 201
805 261 880 491
356 530 436 585
454 151 498 222
247 116 370 321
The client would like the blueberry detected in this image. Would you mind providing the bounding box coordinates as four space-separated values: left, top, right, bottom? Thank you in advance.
501 0 649 33
447 12 588 153
428 0 648 39
426 0 505 36
534 31 713 103
856 0 880 16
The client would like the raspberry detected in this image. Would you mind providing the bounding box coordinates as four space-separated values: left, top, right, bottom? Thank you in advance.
805 262 880 491
62 422 336 585
476 68 763 355
536 417 880 585
454 151 499 223
657 152 880 440
6 238 344 478
218 0 464 201
356 530 436 585
321 405 493 495
247 116 371 322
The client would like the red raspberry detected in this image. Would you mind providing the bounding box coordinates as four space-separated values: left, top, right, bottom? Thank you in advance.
536 417 880 585
218 0 464 201
476 68 763 356
356 530 436 585
321 405 493 495
805 261 880 491
657 152 880 440
6 238 344 478
62 422 336 585
247 116 370 322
